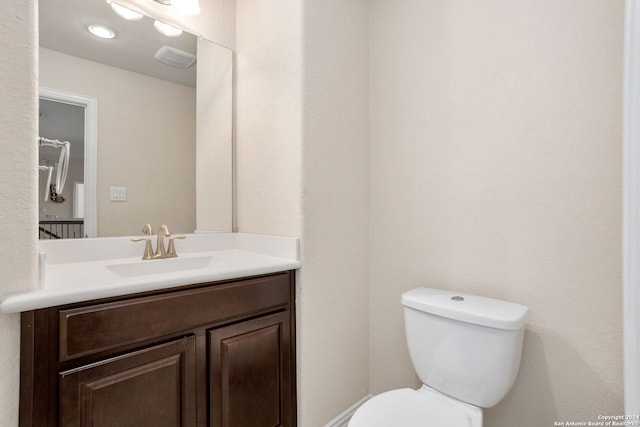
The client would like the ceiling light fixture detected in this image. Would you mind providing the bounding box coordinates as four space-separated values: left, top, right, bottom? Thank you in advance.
153 20 183 37
110 2 144 21
171 0 201 16
152 0 201 16
87 24 116 39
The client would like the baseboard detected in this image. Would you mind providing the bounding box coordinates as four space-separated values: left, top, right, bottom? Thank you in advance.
324 394 374 427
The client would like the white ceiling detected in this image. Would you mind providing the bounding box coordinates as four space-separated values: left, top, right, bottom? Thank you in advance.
39 0 197 87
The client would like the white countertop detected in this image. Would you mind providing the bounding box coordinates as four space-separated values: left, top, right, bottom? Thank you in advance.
0 233 300 313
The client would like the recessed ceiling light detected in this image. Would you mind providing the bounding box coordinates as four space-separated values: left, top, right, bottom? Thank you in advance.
153 20 183 37
87 24 116 39
110 2 143 21
152 0 201 16
171 0 201 16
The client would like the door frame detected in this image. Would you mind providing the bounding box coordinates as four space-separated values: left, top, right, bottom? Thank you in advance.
39 87 97 238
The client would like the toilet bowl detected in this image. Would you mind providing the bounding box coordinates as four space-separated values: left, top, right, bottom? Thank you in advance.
348 287 528 427
349 385 482 427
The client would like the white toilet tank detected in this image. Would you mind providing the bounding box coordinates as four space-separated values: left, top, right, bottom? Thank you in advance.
402 288 528 408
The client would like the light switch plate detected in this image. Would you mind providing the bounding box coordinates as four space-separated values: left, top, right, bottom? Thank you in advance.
110 186 127 202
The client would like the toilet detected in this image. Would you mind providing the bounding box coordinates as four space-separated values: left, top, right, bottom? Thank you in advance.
349 287 528 427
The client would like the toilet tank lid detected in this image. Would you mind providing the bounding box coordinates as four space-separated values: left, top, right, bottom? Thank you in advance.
402 288 529 330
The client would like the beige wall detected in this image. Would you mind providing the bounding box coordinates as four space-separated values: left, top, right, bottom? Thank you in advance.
0 0 38 425
300 0 370 424
234 0 302 237
40 48 196 236
369 0 624 425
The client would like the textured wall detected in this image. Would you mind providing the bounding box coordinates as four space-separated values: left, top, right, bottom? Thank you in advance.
234 0 302 238
300 0 370 424
0 0 38 425
369 0 624 425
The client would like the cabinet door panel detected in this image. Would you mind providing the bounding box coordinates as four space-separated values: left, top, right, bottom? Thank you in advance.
60 336 196 427
209 312 293 427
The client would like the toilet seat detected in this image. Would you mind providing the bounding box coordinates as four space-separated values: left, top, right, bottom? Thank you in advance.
348 387 482 427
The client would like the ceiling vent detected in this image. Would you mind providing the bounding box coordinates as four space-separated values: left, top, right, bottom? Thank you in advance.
154 46 196 69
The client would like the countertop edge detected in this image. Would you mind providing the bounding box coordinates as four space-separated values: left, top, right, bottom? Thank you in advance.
1 260 300 313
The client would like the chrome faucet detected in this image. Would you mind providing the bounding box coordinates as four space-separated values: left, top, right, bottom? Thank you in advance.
131 224 186 260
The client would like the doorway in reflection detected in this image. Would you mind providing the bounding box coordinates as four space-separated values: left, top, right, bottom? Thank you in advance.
38 98 86 239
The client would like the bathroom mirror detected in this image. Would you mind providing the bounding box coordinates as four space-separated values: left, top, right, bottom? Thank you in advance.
38 0 232 238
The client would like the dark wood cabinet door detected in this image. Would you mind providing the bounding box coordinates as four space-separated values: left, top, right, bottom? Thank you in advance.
208 312 294 427
60 336 197 427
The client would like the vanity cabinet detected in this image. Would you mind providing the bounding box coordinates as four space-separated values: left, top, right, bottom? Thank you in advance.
19 271 296 427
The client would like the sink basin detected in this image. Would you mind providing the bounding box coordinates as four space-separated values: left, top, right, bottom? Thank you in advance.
106 256 213 278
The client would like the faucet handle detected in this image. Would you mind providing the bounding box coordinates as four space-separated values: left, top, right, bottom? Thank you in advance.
131 237 154 260
167 235 186 258
141 224 153 235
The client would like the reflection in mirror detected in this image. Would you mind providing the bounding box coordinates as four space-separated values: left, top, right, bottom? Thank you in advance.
38 0 232 239
38 98 86 238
